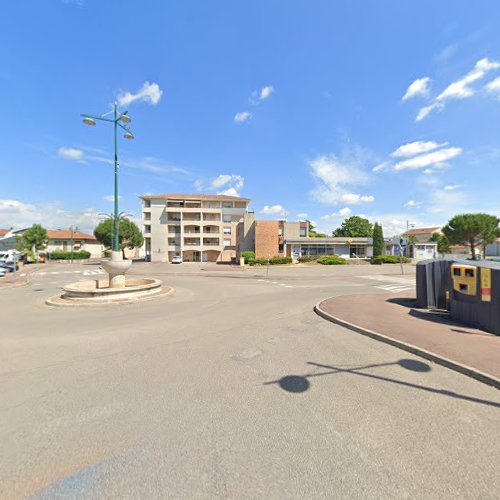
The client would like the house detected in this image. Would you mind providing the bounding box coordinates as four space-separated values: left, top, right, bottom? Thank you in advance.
486 237 500 258
45 230 103 258
140 193 250 262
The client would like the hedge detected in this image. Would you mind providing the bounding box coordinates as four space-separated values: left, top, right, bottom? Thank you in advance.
241 251 255 264
371 255 410 265
248 256 292 266
298 256 318 263
269 256 292 265
50 251 91 260
316 255 347 265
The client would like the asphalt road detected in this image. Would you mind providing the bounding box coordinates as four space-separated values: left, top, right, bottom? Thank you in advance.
0 262 499 499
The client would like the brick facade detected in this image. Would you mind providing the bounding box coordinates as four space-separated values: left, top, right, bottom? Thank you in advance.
254 220 280 259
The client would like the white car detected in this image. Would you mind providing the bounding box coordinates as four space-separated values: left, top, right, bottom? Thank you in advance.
171 255 183 264
0 267 6 278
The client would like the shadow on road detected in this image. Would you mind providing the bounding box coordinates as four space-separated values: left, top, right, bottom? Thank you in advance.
265 359 500 409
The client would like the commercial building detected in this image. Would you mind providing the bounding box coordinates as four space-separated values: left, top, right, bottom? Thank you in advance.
140 193 250 262
237 214 373 260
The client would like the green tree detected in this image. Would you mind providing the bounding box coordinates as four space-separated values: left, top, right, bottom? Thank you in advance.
372 222 385 256
16 224 48 254
430 232 451 254
333 216 373 237
308 221 328 238
94 218 144 257
442 213 499 260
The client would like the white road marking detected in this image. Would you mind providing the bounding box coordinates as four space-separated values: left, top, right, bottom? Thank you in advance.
359 274 415 294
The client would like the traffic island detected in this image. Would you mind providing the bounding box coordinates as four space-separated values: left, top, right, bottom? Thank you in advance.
315 292 500 389
46 281 173 307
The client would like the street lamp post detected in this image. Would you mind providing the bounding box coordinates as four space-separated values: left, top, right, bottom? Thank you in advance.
81 102 134 253
81 103 134 288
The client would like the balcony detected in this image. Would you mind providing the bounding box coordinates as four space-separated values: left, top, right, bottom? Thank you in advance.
184 224 201 234
168 239 180 246
203 238 220 246
203 213 221 221
167 213 181 223
183 213 202 222
184 238 201 246
203 225 219 234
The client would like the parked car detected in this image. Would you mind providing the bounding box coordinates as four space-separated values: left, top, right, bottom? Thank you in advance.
171 255 183 264
0 261 17 272
0 267 6 277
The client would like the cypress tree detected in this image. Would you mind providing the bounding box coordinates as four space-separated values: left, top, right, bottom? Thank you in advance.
373 222 385 257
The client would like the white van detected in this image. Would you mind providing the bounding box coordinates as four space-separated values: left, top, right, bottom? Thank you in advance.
0 250 19 263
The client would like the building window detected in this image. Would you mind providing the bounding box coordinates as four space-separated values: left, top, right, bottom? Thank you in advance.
278 227 283 236
224 238 231 246
300 227 307 237
223 203 232 208
223 215 231 223
223 227 231 235
349 245 366 258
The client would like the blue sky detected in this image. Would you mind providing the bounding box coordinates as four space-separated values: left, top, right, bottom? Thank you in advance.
2 0 500 235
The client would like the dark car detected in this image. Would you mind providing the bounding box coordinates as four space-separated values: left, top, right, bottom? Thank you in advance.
0 261 17 272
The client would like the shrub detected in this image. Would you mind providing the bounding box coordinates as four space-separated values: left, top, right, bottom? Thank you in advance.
50 251 91 260
371 255 410 265
316 255 347 265
241 251 255 264
298 256 318 263
269 256 292 265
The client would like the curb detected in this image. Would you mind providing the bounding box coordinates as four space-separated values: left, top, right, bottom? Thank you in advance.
45 286 175 307
314 300 500 390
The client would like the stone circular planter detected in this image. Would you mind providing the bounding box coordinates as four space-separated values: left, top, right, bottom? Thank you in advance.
62 278 163 301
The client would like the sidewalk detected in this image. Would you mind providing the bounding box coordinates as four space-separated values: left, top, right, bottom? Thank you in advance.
316 292 500 388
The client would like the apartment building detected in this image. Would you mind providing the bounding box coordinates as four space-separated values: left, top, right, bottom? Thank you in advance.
140 193 250 262
236 214 310 259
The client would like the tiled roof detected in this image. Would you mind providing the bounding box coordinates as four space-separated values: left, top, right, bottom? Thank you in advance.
402 227 441 236
0 229 11 237
46 230 97 241
139 193 250 202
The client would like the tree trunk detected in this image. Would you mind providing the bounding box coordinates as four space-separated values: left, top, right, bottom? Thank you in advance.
470 240 476 260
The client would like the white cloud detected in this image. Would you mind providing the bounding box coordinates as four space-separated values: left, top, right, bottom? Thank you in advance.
260 204 288 216
416 103 442 122
443 184 462 191
259 86 274 100
57 147 85 162
219 187 239 196
250 85 275 104
0 199 103 233
416 58 500 121
296 213 308 219
404 200 423 208
209 174 244 196
321 207 352 220
390 141 447 158
427 187 466 214
103 195 123 202
309 152 375 205
234 111 251 124
341 194 374 204
372 162 389 172
193 179 203 191
486 76 500 94
117 81 163 107
394 147 462 171
402 77 431 101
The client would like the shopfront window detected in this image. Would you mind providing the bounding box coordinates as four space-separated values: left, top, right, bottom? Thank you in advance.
349 245 366 258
